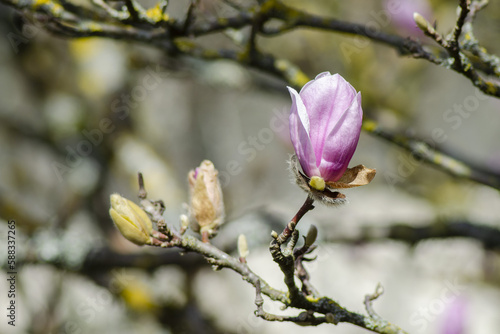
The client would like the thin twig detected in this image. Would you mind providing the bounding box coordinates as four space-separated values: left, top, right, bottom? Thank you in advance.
365 283 384 320
124 0 139 21
138 172 147 199
182 0 196 33
449 0 470 49
276 196 315 245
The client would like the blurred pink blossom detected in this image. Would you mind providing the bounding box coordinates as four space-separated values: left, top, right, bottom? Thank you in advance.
440 297 467 334
385 0 433 37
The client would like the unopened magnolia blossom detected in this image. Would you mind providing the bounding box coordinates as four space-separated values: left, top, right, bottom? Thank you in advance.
288 72 362 185
288 72 375 203
109 193 153 245
188 160 225 241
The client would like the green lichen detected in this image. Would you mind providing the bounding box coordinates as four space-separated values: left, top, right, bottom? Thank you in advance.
87 22 103 33
362 119 378 132
305 295 321 303
217 17 229 26
32 0 63 15
174 39 195 53
485 81 497 95
145 4 169 23
33 0 50 8
274 59 309 87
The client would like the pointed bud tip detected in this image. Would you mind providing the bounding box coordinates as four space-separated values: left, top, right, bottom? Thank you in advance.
413 12 431 32
110 193 124 208
188 160 225 240
237 234 249 259
180 214 189 228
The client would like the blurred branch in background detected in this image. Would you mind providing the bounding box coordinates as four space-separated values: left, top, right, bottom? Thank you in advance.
362 119 500 190
328 220 500 250
2 0 499 95
2 0 499 193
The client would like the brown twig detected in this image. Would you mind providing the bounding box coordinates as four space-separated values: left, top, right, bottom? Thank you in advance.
275 196 315 245
137 172 147 199
124 0 139 22
295 249 320 297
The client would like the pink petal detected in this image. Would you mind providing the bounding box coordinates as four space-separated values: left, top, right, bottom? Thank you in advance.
299 74 357 167
288 87 320 177
319 92 362 181
300 71 332 92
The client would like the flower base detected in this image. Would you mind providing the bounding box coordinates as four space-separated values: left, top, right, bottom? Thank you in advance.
289 154 376 206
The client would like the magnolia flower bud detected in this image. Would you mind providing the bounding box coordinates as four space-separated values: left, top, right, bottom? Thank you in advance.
288 72 375 204
237 234 249 260
288 72 363 185
413 12 435 36
188 160 225 241
109 193 153 245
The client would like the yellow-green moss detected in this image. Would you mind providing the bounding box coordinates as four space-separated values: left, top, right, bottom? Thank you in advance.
146 4 169 23
32 0 63 14
362 119 377 132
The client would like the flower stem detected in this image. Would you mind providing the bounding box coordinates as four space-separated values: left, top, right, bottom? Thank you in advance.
276 196 315 245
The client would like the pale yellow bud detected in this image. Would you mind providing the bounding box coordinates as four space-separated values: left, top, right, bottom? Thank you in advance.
109 193 153 245
413 12 434 35
179 214 190 235
188 160 225 239
180 214 190 229
237 234 249 259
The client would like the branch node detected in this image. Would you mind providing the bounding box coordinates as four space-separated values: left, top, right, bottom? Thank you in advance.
285 229 299 253
325 312 339 325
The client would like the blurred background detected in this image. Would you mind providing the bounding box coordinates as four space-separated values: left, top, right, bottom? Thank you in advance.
1 0 500 333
